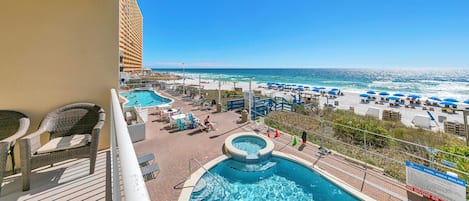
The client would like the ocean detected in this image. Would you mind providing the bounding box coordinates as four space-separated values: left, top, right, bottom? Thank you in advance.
152 68 469 101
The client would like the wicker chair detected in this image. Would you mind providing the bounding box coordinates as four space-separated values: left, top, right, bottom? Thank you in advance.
0 110 30 194
19 103 105 191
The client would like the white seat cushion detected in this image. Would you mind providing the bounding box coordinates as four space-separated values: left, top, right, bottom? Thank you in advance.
36 134 91 154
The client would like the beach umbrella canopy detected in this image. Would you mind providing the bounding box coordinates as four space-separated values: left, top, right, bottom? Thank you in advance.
408 94 421 99
328 90 337 95
379 91 390 96
464 100 469 104
359 94 369 98
303 86 310 88
393 93 405 97
295 87 304 91
366 91 376 95
312 88 320 92
429 97 442 101
316 87 326 89
388 96 401 101
440 101 458 107
443 98 459 102
331 88 339 91
298 85 303 87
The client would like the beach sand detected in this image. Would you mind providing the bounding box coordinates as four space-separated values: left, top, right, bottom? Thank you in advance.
168 78 465 133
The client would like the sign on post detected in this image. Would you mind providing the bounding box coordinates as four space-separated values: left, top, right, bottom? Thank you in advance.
406 161 466 201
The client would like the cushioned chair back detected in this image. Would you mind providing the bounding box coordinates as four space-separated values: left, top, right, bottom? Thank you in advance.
0 111 27 141
44 103 104 139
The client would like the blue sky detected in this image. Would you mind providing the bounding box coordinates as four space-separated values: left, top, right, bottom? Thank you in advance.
137 0 469 68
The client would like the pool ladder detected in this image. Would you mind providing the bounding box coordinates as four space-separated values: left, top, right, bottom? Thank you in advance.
188 158 228 200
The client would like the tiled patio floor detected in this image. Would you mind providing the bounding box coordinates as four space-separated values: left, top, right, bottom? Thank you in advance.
135 89 409 201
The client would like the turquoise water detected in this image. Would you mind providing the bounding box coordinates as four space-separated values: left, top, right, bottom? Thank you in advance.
190 157 359 201
232 136 266 155
153 68 469 101
120 90 172 107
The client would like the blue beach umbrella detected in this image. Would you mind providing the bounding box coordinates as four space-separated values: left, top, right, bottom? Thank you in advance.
429 97 442 102
443 98 459 102
393 93 405 97
298 85 303 87
313 88 320 92
440 101 458 107
328 90 337 95
317 87 326 89
303 86 310 89
366 91 376 95
295 87 304 91
331 88 339 91
291 84 297 86
408 94 421 99
359 94 369 98
379 91 390 96
464 100 469 104
388 96 401 101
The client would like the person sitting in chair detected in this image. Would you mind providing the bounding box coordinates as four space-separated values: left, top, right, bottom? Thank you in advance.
203 115 216 131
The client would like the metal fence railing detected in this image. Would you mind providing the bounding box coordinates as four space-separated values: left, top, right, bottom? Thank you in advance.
263 114 469 199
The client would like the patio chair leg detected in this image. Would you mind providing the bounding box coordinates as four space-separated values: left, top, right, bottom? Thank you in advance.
90 154 97 174
22 160 31 191
10 146 16 174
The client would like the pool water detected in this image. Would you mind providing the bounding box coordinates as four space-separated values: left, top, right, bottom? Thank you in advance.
120 90 172 107
232 136 266 155
190 157 359 201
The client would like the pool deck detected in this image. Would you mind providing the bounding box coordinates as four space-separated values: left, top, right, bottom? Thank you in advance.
134 88 409 201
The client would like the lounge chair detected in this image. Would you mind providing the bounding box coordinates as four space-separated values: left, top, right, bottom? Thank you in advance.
19 103 105 191
0 111 30 194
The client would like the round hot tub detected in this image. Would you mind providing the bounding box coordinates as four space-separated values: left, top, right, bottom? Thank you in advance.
224 132 274 163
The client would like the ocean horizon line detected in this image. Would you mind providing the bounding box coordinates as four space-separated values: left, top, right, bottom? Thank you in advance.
150 66 469 70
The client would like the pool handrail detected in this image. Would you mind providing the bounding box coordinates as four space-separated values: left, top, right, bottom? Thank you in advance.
188 158 227 200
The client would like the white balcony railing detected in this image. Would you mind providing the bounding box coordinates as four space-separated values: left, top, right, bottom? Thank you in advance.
108 88 150 201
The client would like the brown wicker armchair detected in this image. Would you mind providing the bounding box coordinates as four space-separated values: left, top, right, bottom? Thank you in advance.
19 103 105 191
0 110 30 194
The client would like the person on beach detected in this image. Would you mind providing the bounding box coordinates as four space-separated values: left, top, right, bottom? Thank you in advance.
203 115 216 131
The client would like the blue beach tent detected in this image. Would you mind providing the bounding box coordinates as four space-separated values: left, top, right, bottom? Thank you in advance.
359 94 369 98
443 98 459 102
440 101 457 107
429 97 442 102
388 96 401 101
408 94 421 99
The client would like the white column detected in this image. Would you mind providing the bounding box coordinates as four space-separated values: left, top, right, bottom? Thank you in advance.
248 78 252 122
218 75 221 105
182 62 185 95
198 74 201 97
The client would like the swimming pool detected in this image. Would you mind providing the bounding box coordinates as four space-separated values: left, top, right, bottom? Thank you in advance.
189 156 360 201
120 89 172 108
232 136 266 155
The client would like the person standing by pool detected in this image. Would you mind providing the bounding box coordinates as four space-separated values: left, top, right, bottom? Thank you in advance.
301 130 307 144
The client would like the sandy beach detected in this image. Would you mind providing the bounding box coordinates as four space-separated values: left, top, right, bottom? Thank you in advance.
167 77 466 133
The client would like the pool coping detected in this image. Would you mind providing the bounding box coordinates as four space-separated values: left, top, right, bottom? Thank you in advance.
224 132 274 162
119 88 174 109
178 139 376 201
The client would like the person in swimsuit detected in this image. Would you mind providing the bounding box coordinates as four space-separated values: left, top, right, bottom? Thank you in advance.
203 115 216 131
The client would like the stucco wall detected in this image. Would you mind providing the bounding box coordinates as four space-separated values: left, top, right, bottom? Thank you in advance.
0 0 119 170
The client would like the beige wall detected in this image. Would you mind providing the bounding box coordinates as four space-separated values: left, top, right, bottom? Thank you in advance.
0 0 120 170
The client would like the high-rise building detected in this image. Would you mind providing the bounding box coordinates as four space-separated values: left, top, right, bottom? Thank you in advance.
119 0 143 72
